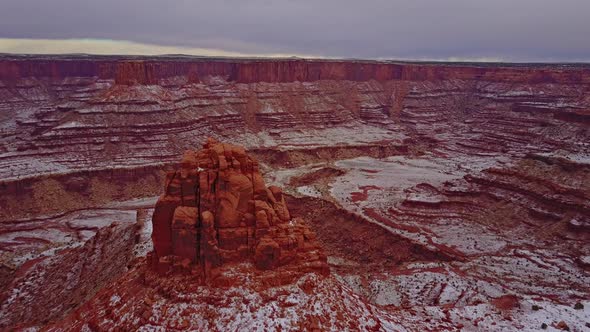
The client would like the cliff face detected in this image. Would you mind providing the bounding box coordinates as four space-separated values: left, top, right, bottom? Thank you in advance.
2 57 590 84
0 222 139 328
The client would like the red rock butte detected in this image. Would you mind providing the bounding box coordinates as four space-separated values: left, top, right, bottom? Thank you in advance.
149 138 328 280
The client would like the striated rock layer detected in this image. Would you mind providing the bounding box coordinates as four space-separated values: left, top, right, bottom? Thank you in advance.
149 138 328 282
2 55 590 84
0 55 588 198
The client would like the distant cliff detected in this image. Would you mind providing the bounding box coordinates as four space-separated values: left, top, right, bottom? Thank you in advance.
1 56 589 85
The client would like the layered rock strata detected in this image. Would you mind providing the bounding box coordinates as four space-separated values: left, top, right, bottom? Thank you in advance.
149 139 328 280
1 56 589 187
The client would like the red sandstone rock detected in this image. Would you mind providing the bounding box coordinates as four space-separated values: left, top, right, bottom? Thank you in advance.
2 56 590 85
555 321 570 330
149 138 328 280
492 294 520 312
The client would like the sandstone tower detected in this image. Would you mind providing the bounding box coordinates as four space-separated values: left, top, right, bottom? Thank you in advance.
149 139 328 281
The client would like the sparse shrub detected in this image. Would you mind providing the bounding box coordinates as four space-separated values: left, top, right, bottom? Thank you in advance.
556 321 570 331
491 294 519 312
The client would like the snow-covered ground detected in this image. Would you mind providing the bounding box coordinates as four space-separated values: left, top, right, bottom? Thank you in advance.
0 196 158 268
278 153 590 330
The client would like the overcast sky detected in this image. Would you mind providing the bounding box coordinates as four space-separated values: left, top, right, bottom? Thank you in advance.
1 0 589 61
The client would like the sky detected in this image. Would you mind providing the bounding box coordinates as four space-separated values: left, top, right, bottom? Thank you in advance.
1 0 589 62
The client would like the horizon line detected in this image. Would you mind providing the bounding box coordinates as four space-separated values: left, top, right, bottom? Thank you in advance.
1 38 589 66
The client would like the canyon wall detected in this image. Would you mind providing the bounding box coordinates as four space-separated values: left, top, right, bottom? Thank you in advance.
0 56 589 220
1 56 590 84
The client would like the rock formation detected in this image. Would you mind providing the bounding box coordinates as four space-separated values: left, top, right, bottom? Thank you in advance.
149 138 328 280
0 222 139 329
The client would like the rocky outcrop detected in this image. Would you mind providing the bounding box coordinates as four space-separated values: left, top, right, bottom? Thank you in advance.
149 139 328 281
0 222 139 329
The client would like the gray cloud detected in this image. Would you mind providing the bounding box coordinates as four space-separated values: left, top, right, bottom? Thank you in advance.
1 0 589 61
